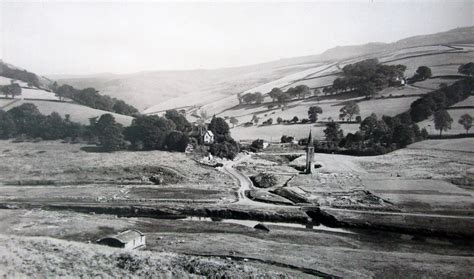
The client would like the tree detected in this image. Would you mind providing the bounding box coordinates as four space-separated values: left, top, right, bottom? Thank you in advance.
229 117 239 128
95 114 125 151
208 116 230 137
124 115 175 150
1 83 22 98
434 109 453 136
7 103 44 137
360 113 391 145
458 62 474 76
0 110 16 139
295 85 311 99
458 114 473 134
339 101 360 122
276 117 283 124
252 114 259 125
324 122 344 144
210 139 239 159
166 130 189 152
392 124 416 148
165 109 191 132
412 66 432 81
255 92 264 104
291 116 299 123
268 88 283 102
308 106 323 123
359 82 376 98
40 112 67 140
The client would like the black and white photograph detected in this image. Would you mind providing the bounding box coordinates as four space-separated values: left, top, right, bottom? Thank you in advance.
0 0 473 277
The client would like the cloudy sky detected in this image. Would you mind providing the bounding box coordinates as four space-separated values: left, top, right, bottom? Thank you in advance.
1 0 472 75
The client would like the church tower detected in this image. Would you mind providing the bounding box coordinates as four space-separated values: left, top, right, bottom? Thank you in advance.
305 130 314 174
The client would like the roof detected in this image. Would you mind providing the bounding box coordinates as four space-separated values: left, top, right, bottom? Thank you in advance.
205 130 214 136
98 229 144 244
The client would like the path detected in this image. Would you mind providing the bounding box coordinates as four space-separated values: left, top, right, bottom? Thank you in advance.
221 154 291 207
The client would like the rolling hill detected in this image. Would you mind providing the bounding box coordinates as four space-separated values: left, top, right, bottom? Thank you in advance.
0 72 133 126
53 27 474 115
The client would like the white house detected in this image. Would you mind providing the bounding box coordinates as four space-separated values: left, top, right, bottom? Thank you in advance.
203 130 214 144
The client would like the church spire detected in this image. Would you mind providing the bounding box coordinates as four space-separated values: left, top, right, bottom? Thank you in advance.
307 130 313 146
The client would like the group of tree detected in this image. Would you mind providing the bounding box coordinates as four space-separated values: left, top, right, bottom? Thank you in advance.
458 62 474 76
207 116 240 159
339 101 360 122
321 112 426 155
238 92 264 105
330 58 407 97
0 104 84 141
0 62 41 88
53 84 139 116
267 85 315 106
409 77 473 122
407 66 432 84
0 83 22 98
315 76 474 155
308 106 323 123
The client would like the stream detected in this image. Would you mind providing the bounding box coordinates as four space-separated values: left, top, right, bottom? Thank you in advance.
183 216 354 234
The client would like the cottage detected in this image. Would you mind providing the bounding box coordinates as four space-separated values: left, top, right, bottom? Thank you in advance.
96 229 146 249
190 125 214 145
203 130 214 144
390 76 406 87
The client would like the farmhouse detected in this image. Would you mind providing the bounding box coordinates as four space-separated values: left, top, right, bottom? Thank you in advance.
190 125 215 145
96 229 146 249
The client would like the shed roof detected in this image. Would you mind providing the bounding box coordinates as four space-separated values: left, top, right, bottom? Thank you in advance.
98 229 144 244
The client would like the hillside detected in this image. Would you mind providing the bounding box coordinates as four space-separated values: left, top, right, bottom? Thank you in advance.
54 27 474 114
0 74 133 126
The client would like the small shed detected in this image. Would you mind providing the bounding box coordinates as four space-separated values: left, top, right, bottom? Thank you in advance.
97 229 146 249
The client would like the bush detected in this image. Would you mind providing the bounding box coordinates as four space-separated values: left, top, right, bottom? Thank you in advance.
250 139 265 152
250 173 277 188
280 135 294 143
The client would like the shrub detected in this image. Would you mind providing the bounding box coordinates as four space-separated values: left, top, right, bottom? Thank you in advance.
250 173 277 188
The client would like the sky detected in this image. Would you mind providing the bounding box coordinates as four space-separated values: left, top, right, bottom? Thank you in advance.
0 0 472 75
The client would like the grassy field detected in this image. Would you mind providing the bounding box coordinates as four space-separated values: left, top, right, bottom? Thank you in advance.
1 208 472 278
0 141 238 203
0 99 133 126
418 107 474 135
213 43 473 141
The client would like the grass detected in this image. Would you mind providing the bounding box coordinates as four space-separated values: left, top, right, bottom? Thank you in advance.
0 140 238 203
0 99 133 126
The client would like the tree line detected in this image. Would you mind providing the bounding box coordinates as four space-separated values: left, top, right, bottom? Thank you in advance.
311 76 474 155
0 61 41 88
0 104 239 158
52 84 139 116
329 58 407 97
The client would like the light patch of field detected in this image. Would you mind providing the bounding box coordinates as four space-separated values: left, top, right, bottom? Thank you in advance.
384 52 474 77
19 88 60 100
451 96 474 107
0 140 237 202
378 85 430 97
412 77 459 90
408 138 474 153
379 45 454 62
0 77 28 87
281 74 338 90
418 108 474 135
306 141 474 214
0 99 133 126
231 123 360 141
